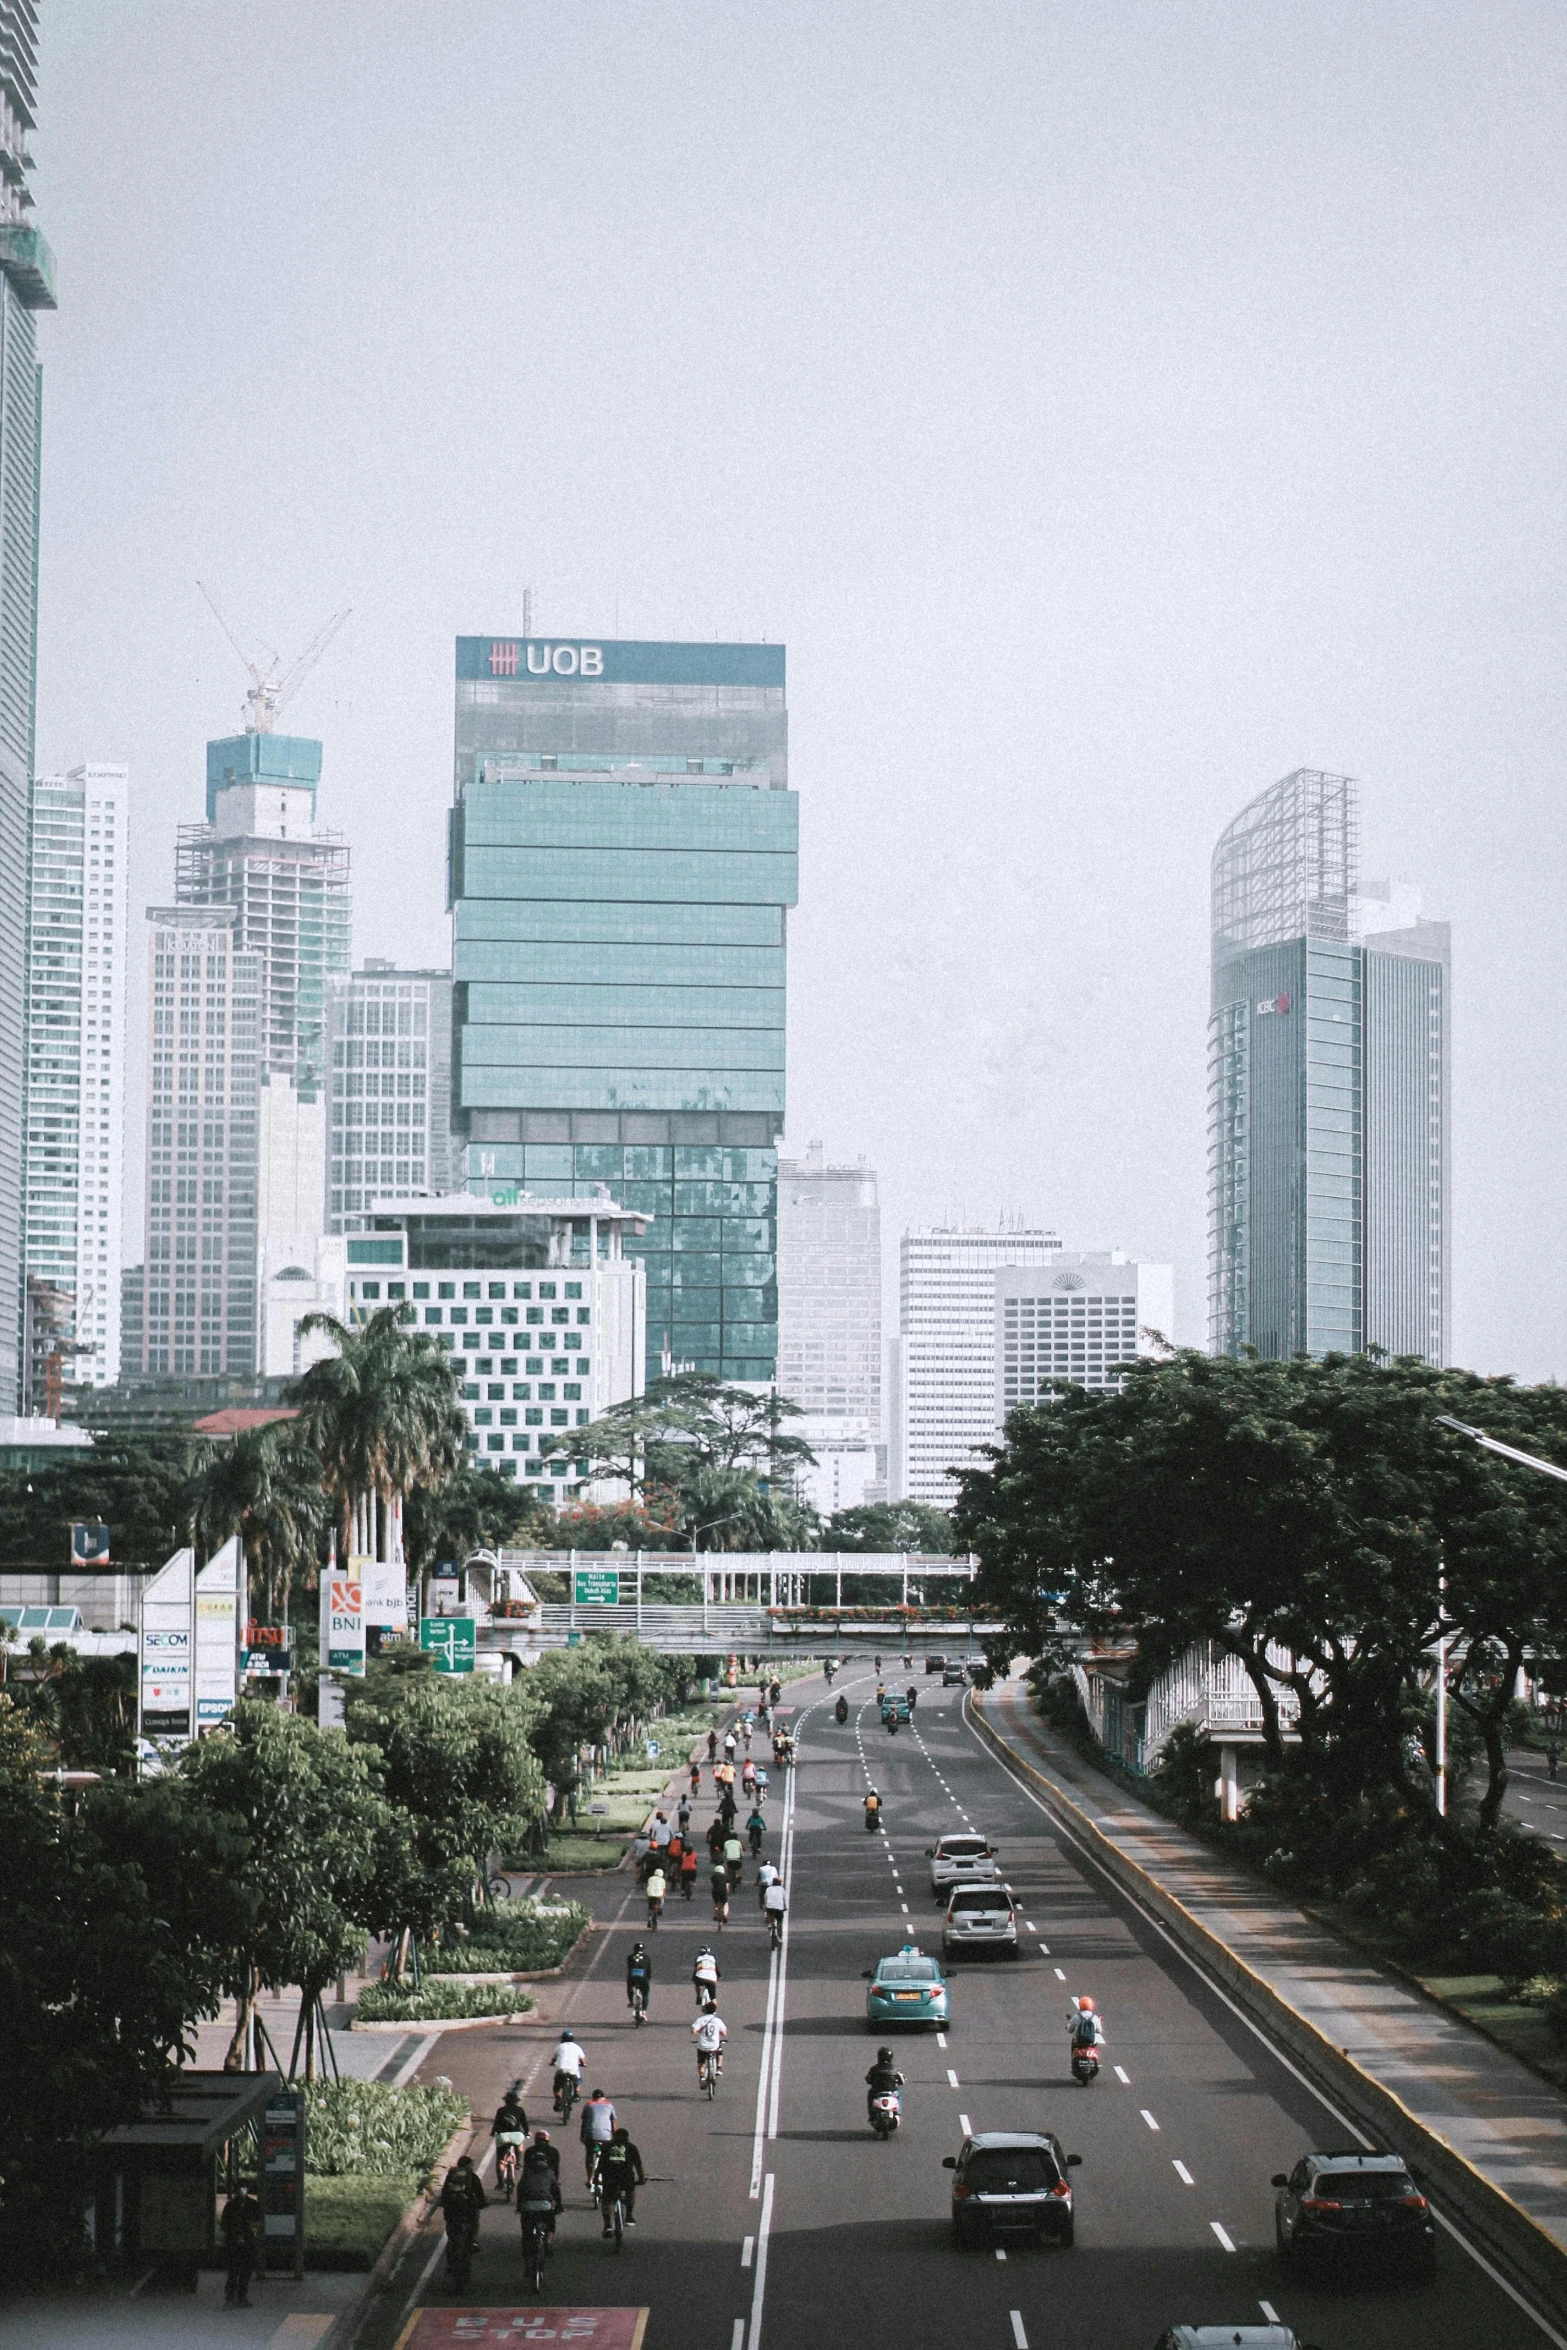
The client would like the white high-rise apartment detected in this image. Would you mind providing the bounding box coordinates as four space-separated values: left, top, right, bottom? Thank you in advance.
133 906 263 1375
777 1141 883 1515
890 1224 1063 1507
327 961 455 1229
22 766 129 1401
996 1253 1174 1422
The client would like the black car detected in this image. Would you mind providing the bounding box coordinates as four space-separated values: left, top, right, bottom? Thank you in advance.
1272 2149 1436 2275
944 2130 1080 2247
924 1654 947 1674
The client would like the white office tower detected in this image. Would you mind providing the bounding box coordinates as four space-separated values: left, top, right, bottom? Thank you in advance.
777 1141 883 1516
257 1068 343 1376
890 1224 1063 1506
327 961 455 1230
22 767 129 1403
995 1253 1174 1424
133 907 263 1374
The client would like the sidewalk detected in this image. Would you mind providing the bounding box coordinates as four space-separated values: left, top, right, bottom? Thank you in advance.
975 1673 1567 2259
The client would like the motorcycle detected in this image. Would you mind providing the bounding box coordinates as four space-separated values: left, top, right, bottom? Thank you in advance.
1071 2038 1101 2086
869 2089 903 2139
835 1695 849 1724
864 1805 881 1833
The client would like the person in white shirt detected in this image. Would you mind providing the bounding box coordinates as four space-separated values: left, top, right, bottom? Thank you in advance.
755 1859 779 1912
691 2009 728 2081
551 2031 587 2108
762 1876 787 1945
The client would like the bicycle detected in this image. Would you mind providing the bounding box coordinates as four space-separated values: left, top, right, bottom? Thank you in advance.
553 2072 580 2121
698 2047 721 2099
630 1982 647 2028
519 2202 553 2294
767 1906 784 1951
445 2217 477 2292
495 2135 525 2203
598 2180 627 2251
646 1893 663 1930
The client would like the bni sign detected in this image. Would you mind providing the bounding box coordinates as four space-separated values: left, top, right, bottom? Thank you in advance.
321 1574 365 1676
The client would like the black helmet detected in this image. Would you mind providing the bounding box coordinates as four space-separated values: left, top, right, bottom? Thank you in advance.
877 2046 893 2065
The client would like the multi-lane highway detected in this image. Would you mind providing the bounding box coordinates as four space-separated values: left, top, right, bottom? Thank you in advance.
395 1665 1564 2350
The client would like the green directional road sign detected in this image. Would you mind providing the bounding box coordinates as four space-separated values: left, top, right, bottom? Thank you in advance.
573 1568 620 1605
419 1616 476 1674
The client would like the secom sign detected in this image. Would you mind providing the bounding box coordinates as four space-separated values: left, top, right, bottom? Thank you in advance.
489 640 603 677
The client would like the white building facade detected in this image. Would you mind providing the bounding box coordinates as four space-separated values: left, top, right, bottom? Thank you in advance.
327 961 454 1230
777 1141 883 1517
996 1253 1174 1422
890 1224 1063 1506
344 1192 646 1510
22 765 129 1395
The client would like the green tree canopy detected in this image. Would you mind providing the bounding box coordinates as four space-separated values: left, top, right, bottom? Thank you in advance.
187 1424 328 1622
290 1305 467 1555
403 1457 556 1572
826 1501 957 1554
0 1438 194 1567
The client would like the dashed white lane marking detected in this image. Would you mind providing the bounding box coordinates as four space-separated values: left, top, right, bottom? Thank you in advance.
731 2322 745 2350
959 2111 973 2136
1259 2303 1281 2325
1114 2065 1131 2085
1211 2221 1236 2252
947 2068 960 2087
1025 1920 1037 1932
994 2248 1007 2262
1037 1941 1050 1956
937 2033 947 2048
740 2236 754 2268
1010 2312 1028 2346
1141 2109 1160 2131
1173 2159 1194 2185
901 1903 910 1914
1053 1967 1066 1980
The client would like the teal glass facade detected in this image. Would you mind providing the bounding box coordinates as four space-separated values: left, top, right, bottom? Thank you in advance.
451 639 795 1385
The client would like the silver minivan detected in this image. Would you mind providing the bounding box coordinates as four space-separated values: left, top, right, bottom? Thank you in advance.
928 1832 1001 1900
942 1882 1019 1957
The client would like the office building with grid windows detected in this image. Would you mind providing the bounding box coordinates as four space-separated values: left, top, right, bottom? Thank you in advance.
343 1193 645 1501
450 635 794 1388
327 961 455 1229
1208 769 1449 1363
22 765 128 1398
777 1141 884 1515
996 1254 1173 1423
890 1224 1063 1506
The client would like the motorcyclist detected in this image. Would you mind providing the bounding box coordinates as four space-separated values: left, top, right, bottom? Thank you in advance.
491 2082 530 2202
835 1693 849 1723
865 2045 905 2120
864 1788 881 1831
824 1658 837 1684
692 1944 721 2006
906 1684 918 1712
551 2027 586 2111
626 1939 652 2016
439 2153 486 2274
1068 1995 1106 2057
517 2129 563 2249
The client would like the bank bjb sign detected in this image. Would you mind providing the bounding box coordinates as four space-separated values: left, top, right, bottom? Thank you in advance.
321 1574 365 1677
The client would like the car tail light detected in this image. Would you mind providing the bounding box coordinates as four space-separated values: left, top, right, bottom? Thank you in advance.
1400 2193 1428 2211
1051 2181 1071 2198
1302 2197 1341 2213
952 2184 972 2201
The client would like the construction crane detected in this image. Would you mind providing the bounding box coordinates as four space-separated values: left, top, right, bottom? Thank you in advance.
198 581 351 735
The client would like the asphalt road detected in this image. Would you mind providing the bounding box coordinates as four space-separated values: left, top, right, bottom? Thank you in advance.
1503 1747 1567 1849
394 1667 1565 2350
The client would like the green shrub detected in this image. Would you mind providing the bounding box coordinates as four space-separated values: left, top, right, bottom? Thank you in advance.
357 1978 535 2023
303 2171 419 2265
304 2080 467 2179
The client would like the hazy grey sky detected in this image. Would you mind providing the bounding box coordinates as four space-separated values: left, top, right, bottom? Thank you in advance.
33 1 1567 1375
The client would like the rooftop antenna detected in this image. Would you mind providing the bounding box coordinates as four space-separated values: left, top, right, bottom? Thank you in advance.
198 581 351 735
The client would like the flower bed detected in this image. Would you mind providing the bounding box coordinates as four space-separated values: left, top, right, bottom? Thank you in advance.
356 1977 536 2023
428 1898 590 1978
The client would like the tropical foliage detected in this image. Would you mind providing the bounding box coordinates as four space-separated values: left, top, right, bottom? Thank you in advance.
290 1304 468 1559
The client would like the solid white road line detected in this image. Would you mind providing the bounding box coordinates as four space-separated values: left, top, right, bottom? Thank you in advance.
749 1945 780 2198
1210 2221 1236 2252
388 2032 440 2087
1173 2160 1194 2185
1141 2109 1160 2131
741 2235 754 2268
1010 2313 1028 2348
959 2112 973 2137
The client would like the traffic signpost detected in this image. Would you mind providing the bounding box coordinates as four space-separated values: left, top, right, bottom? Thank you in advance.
573 1567 620 1605
419 1615 477 1674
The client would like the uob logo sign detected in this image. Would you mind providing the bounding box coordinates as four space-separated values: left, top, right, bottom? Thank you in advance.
490 641 604 677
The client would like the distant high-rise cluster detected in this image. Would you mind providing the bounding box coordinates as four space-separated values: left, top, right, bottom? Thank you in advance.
1208 768 1449 1363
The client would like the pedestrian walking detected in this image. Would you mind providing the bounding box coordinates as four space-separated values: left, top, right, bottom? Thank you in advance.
220 2184 261 2307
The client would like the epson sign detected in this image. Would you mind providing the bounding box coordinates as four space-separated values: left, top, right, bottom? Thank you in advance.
489 640 603 678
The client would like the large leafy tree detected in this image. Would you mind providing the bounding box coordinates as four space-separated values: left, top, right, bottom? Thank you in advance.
826 1501 957 1554
1 1636 138 1773
0 1699 246 2274
290 1305 467 1561
0 1438 194 1567
177 1701 403 2077
187 1424 329 1621
558 1374 819 1548
403 1457 557 1571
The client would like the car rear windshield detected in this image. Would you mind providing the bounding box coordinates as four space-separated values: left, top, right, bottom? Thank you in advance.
951 1891 1011 1911
941 1839 989 1857
968 2149 1057 2191
1315 2170 1415 2200
880 1959 939 1982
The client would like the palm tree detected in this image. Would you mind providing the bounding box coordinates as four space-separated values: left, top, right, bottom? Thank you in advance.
187 1427 329 1623
290 1306 467 1564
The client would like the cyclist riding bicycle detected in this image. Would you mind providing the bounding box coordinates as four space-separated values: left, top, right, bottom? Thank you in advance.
551 2028 587 2113
692 1945 721 2005
645 1862 667 1925
756 1858 778 1911
595 2125 647 2234
579 2088 617 2187
692 2006 729 2083
763 1874 788 1948
439 2154 486 2279
722 1830 744 1889
491 2082 530 2201
746 1805 766 1856
626 1940 652 2018
517 2130 563 2251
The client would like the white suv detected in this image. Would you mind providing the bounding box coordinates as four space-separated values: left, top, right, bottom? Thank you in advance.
943 1883 1019 1957
927 1833 1000 1900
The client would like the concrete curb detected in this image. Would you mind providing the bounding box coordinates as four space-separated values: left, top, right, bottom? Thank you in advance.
969 1687 1567 2324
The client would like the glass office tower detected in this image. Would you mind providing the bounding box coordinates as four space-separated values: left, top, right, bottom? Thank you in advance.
1208 769 1449 1363
450 635 795 1385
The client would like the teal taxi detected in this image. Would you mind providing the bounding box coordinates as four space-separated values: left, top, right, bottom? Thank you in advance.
863 1942 950 2030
